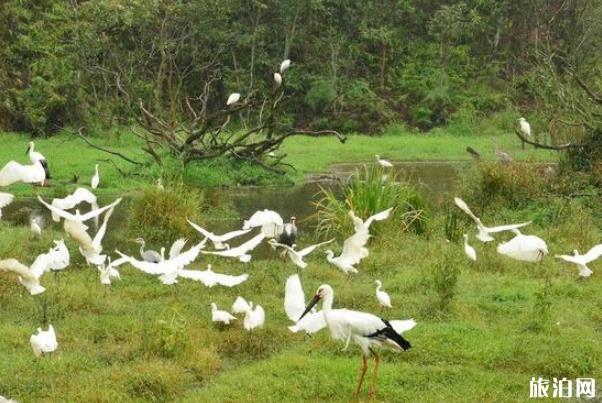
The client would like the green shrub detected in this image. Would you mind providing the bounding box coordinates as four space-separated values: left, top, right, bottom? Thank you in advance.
313 165 428 237
128 182 205 244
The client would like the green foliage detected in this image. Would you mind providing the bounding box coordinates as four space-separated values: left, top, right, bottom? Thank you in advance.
128 182 204 244
431 243 461 314
313 165 427 237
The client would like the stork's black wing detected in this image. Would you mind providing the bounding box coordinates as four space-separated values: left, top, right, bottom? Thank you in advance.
367 318 412 351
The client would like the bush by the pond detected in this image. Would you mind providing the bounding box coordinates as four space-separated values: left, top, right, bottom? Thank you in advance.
128 182 204 244
313 165 428 237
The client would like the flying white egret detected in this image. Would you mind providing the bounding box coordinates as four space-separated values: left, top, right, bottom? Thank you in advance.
243 209 284 238
273 72 282 88
497 229 548 263
77 206 117 265
280 59 292 73
211 303 237 325
285 274 326 334
0 160 46 187
91 164 100 189
454 197 531 242
0 258 46 295
375 155 393 168
463 234 477 262
187 218 252 250
227 92 241 106
325 229 370 274
26 141 51 180
268 238 334 269
555 244 602 278
299 284 415 398
50 187 99 223
30 240 70 278
202 232 265 263
518 117 531 137
98 257 124 285
0 192 14 219
176 264 249 288
132 238 163 263
30 217 42 237
30 324 58 357
350 208 393 234
38 195 121 223
375 280 392 308
115 240 205 283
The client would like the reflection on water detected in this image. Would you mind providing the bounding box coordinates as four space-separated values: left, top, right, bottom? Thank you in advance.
1 161 462 252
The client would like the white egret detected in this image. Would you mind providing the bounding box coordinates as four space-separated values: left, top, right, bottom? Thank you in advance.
91 164 100 189
273 72 282 88
454 197 531 242
299 284 415 398
187 218 252 250
0 192 14 219
0 160 46 187
115 240 205 283
325 229 370 274
156 178 165 191
280 59 292 73
232 296 251 314
30 324 58 357
26 141 51 180
375 155 393 168
30 240 70 278
38 195 121 223
519 117 531 137
227 92 241 106
176 264 249 288
285 274 326 334
497 229 548 263
202 232 265 263
0 258 46 295
268 238 334 269
211 303 237 325
244 303 265 331
30 217 42 237
243 209 284 238
50 187 99 223
463 234 477 261
350 208 393 233
555 244 602 278
132 238 163 263
375 280 392 308
98 257 124 285
0 395 18 403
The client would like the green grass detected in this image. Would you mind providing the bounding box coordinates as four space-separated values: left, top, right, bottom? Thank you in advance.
0 125 557 194
0 200 600 402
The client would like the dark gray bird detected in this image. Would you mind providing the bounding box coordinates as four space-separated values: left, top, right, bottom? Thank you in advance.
278 216 298 247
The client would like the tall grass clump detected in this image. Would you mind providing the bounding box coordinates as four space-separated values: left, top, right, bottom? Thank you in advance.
430 242 461 315
128 182 205 243
313 165 428 237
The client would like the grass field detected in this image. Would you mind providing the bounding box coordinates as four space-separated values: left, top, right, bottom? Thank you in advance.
0 127 557 195
0 199 600 402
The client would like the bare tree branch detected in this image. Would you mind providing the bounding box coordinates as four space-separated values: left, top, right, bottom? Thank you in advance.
76 127 144 165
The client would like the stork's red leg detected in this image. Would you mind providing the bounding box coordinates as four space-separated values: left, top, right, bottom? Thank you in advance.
369 352 380 399
354 355 368 397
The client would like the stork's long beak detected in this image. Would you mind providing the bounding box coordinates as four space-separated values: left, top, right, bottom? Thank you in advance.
25 145 30 154
298 294 321 321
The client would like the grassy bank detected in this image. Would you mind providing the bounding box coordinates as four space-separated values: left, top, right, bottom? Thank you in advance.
0 206 600 401
0 127 556 195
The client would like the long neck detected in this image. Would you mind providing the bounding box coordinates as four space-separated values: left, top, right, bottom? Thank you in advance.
376 283 381 292
139 242 145 255
322 292 334 313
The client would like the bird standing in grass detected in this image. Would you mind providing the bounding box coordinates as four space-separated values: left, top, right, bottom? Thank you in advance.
463 234 477 262
299 284 415 398
30 324 58 357
91 164 100 189
26 141 51 181
30 217 42 237
375 155 393 168
211 303 237 325
375 280 392 308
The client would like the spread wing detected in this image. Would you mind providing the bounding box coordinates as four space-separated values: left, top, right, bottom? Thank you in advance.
39 196 121 222
340 231 370 265
115 250 165 275
218 228 253 242
486 221 532 233
0 192 14 209
582 244 602 263
232 296 251 313
453 197 480 223
364 208 393 228
0 258 36 280
297 239 335 257
169 238 188 259
187 219 216 240
284 274 306 321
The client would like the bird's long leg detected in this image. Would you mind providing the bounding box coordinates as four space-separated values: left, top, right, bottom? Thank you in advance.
369 351 381 399
354 355 369 397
